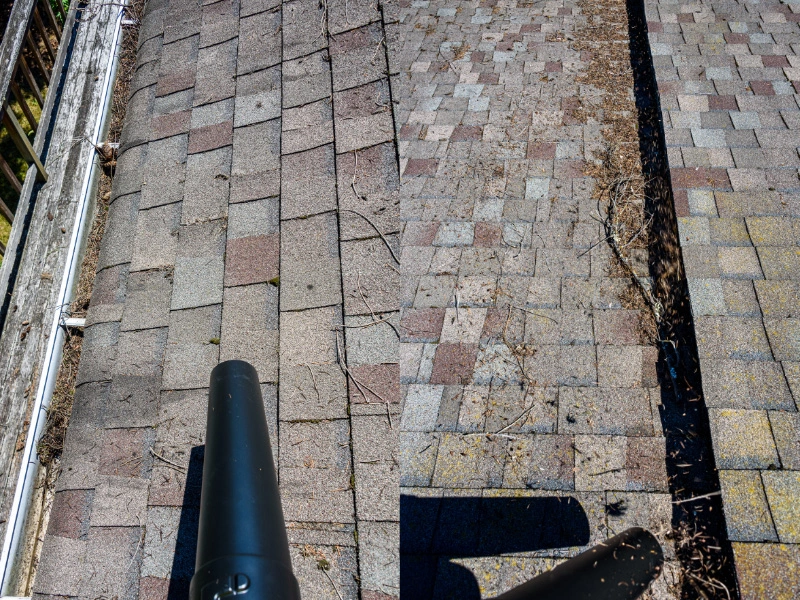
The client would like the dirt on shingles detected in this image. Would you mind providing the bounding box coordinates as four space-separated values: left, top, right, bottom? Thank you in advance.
570 0 679 596
571 1 736 598
108 0 143 143
569 0 660 345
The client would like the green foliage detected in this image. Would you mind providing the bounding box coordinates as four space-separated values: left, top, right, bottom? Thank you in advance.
49 0 69 21
0 214 10 262
0 90 40 253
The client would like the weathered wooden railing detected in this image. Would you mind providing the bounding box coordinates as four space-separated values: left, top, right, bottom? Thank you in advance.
0 0 67 257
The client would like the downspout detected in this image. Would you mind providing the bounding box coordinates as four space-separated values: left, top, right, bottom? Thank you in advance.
0 3 126 593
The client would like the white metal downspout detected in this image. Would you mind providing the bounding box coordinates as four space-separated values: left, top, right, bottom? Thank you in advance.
0 4 126 594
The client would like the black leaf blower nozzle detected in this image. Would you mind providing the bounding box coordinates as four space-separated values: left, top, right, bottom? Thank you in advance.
190 360 301 600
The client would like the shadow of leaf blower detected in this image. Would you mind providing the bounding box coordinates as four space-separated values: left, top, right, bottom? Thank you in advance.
402 492 665 599
492 527 664 600
190 360 664 600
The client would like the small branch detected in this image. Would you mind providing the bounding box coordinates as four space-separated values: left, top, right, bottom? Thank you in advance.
304 363 320 403
350 150 365 200
338 209 399 264
494 405 533 434
334 332 394 428
603 174 663 322
589 467 623 476
672 491 721 505
321 566 344 600
333 313 393 329
355 271 400 338
511 305 558 323
149 448 186 473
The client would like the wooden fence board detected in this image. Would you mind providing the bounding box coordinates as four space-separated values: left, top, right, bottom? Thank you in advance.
39 0 62 39
1 108 46 182
0 197 13 224
9 79 38 133
17 55 43 108
0 0 37 112
0 153 23 194
32 7 57 63
25 32 50 83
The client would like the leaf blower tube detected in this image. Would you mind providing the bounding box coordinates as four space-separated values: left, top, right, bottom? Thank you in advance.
494 527 664 600
190 360 301 600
